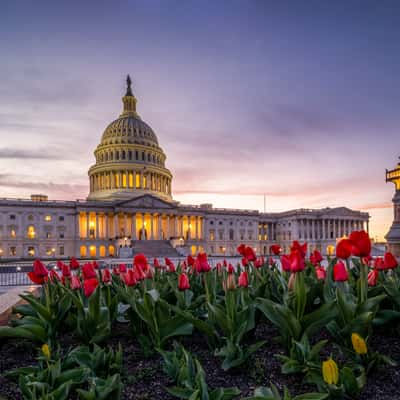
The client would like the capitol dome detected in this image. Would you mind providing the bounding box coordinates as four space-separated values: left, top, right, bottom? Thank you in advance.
87 76 172 202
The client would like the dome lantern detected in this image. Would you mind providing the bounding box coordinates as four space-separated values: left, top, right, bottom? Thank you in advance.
121 74 138 117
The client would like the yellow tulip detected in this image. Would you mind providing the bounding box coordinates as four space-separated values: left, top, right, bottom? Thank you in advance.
322 358 339 385
351 333 367 355
41 343 51 359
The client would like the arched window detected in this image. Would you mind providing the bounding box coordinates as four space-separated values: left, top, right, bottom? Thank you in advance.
108 245 115 257
122 150 126 159
110 152 114 161
142 151 145 161
27 225 36 239
128 150 132 160
147 153 151 162
99 245 106 257
80 246 87 257
229 229 234 240
135 150 139 160
116 151 120 160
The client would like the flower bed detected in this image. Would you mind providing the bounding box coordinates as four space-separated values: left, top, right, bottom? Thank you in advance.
0 231 400 400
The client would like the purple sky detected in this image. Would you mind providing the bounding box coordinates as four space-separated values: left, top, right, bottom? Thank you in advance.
0 1 399 240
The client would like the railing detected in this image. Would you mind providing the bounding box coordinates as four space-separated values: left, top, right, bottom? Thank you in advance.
0 257 244 286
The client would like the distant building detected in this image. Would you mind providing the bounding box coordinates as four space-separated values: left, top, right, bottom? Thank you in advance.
386 158 400 256
0 77 369 260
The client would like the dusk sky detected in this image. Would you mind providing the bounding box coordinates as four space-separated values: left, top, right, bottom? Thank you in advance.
1 1 399 240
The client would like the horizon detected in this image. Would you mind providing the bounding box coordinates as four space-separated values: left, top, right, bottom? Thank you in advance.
1 1 399 241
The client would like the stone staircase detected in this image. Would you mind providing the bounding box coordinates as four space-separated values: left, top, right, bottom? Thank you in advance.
131 240 180 258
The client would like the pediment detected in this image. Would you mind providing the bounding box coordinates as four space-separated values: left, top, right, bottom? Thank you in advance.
323 207 362 217
114 194 176 210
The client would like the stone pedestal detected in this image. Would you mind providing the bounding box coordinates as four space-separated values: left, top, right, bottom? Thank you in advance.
386 191 400 257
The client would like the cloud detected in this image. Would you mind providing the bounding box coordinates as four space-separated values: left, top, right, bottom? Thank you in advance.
0 174 87 200
0 148 69 160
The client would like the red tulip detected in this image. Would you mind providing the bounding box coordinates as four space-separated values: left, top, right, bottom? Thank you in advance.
223 259 228 267
315 266 326 280
27 271 47 285
33 259 48 277
384 252 398 270
167 261 176 273
50 270 61 282
290 250 305 272
368 269 379 286
195 253 211 273
244 246 257 262
270 244 282 256
61 263 71 278
165 257 173 267
134 265 146 281
333 261 349 282
178 273 190 290
70 275 81 290
224 273 236 291
227 263 235 274
310 250 323 266
92 261 99 269
187 255 195 266
336 239 352 259
349 230 371 258
238 271 249 288
119 264 127 273
82 263 97 280
83 278 99 297
112 267 120 275
122 269 137 286
101 268 111 283
241 257 249 267
69 257 80 270
134 253 148 270
374 257 386 270
255 257 264 268
216 262 222 273
291 241 307 258
237 244 246 256
154 258 161 268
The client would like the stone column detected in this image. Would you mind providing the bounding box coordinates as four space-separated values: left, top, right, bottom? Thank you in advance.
174 216 178 238
124 213 128 237
114 214 119 238
166 215 171 239
158 215 163 239
86 212 90 239
132 213 136 240
95 213 99 239
195 216 199 239
150 214 154 240
105 214 109 238
311 220 315 240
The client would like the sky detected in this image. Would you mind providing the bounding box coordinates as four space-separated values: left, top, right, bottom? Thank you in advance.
0 0 399 241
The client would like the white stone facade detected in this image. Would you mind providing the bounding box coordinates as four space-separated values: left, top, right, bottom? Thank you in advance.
0 195 368 260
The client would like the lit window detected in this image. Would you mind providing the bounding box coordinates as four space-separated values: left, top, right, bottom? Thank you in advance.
28 215 34 221
10 229 16 238
46 248 52 256
27 246 35 257
46 232 51 239
59 246 64 256
44 215 52 222
209 230 215 241
27 226 36 239
9 246 16 256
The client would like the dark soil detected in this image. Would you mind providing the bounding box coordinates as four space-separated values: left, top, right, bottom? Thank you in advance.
1 323 400 399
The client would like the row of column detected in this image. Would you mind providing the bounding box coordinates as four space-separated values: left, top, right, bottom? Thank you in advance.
79 212 204 241
259 223 277 241
90 170 171 195
298 219 368 240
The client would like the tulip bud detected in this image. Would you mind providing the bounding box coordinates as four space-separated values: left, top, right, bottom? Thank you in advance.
322 358 339 385
351 333 367 355
41 343 51 360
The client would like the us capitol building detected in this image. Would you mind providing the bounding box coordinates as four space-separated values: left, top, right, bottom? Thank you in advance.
0 77 371 260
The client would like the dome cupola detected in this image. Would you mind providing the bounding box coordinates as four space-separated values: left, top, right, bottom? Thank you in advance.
87 75 173 202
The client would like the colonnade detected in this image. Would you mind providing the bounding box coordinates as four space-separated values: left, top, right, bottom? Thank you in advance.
89 170 171 196
78 212 204 241
297 218 368 240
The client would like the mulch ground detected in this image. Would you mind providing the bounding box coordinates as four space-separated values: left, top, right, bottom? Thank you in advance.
1 323 400 399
